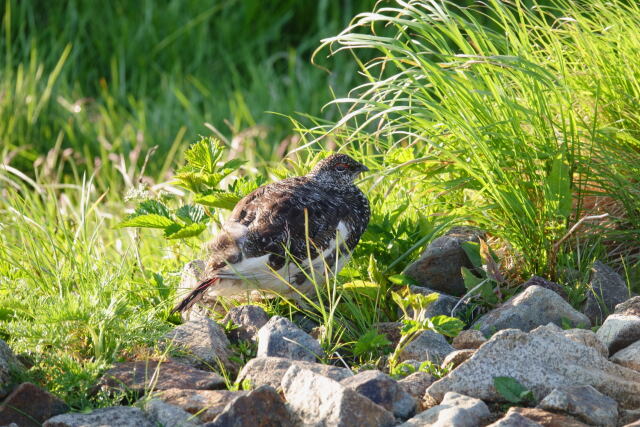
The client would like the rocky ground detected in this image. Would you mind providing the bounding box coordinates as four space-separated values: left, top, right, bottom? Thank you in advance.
1 228 639 426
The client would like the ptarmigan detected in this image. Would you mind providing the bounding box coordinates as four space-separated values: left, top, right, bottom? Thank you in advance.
172 153 370 313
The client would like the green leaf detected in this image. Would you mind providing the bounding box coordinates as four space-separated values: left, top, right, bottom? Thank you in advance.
164 223 207 239
461 266 484 290
119 214 176 229
427 315 465 337
388 274 418 286
134 200 171 218
353 330 391 357
342 281 381 300
493 376 534 404
544 153 573 218
461 241 482 268
195 191 241 210
183 137 224 174
175 204 208 224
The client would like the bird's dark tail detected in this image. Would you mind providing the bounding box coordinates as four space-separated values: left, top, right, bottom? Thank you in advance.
171 277 219 314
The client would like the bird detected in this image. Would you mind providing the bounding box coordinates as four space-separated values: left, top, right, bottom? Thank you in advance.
171 153 370 314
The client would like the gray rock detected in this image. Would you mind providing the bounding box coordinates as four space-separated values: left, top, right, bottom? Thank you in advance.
561 328 608 357
441 349 475 370
398 330 455 364
281 365 395 427
163 317 236 372
408 286 466 318
0 339 22 398
222 305 270 342
584 261 631 324
143 399 201 427
236 357 352 389
453 329 487 350
611 340 640 372
473 285 591 336
0 382 69 426
619 408 640 426
399 391 490 427
426 324 640 408
44 407 154 427
257 316 324 362
95 360 225 395
340 369 416 418
176 260 206 321
403 226 485 296
398 371 435 402
615 296 640 317
504 407 589 426
485 410 543 426
596 314 640 355
158 389 246 423
204 385 294 427
522 275 568 300
538 385 618 426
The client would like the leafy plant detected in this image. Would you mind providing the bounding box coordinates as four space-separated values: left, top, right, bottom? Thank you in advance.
493 376 535 405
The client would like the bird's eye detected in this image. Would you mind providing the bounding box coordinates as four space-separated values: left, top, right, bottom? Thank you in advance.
335 163 350 172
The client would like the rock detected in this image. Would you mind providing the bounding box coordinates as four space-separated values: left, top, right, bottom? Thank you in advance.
256 316 324 362
560 328 608 357
408 286 466 318
441 349 475 369
584 261 631 324
177 260 207 321
143 399 200 427
472 286 591 336
398 371 435 402
0 339 22 398
281 365 395 427
44 407 154 427
625 420 640 427
537 385 618 426
204 385 294 427
398 330 455 363
158 388 246 422
611 340 640 372
453 329 487 350
340 369 416 418
619 408 640 426
506 407 589 427
373 322 402 347
596 297 640 354
426 324 640 408
522 276 568 300
95 360 225 395
0 382 69 426
398 391 490 427
403 226 485 296
236 357 352 389
163 317 236 372
485 410 543 426
222 304 269 342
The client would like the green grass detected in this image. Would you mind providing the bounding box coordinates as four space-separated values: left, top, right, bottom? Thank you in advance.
1 0 640 414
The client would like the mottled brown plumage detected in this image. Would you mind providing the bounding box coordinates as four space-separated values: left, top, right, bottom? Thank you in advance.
172 153 370 313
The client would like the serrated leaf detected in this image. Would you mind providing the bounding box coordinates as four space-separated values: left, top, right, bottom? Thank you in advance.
183 137 224 174
195 191 241 210
164 223 207 239
175 204 208 224
119 214 176 229
353 330 391 357
493 376 533 403
427 315 465 337
222 158 247 171
134 200 171 218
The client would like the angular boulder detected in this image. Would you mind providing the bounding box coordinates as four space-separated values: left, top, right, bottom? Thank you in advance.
583 261 631 324
426 324 640 408
44 407 154 427
236 357 352 389
472 286 590 336
0 382 69 426
560 328 608 358
441 349 475 370
222 304 270 342
143 399 200 427
403 226 485 296
0 339 22 398
163 317 236 372
399 392 490 427
257 316 324 362
340 369 416 418
281 365 395 427
158 389 246 422
537 385 618 427
522 276 568 300
596 297 640 354
485 410 543 426
505 407 589 427
611 340 640 372
205 385 294 427
452 329 487 350
398 371 435 403
398 330 455 364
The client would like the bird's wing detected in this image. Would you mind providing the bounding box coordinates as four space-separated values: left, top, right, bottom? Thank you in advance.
207 177 350 279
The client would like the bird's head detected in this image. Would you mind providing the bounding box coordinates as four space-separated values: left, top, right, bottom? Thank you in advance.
308 153 369 188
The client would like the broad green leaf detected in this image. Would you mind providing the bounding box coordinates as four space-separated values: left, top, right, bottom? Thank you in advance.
134 200 171 218
388 274 418 286
461 266 484 290
195 191 241 210
353 330 391 357
175 204 208 224
164 223 207 239
461 241 482 268
342 281 381 299
406 292 439 311
119 214 176 229
493 376 533 403
427 315 465 337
